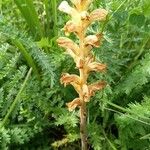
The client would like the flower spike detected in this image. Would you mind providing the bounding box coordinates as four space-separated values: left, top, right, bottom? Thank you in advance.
57 1 108 149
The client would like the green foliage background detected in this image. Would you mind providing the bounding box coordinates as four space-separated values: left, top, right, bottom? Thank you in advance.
0 0 150 149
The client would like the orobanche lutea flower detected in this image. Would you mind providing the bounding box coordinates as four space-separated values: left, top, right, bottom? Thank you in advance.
57 0 108 149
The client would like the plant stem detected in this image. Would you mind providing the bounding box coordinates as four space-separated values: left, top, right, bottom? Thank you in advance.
79 33 88 150
79 68 88 150
80 101 87 150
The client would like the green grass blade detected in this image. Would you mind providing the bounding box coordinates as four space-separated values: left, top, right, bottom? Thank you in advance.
14 0 44 39
51 0 58 37
44 0 58 38
44 0 51 37
0 68 32 129
11 39 40 80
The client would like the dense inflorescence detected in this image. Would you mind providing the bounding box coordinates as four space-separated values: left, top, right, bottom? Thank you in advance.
57 0 108 111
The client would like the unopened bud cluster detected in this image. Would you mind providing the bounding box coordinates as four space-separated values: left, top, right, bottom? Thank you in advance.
57 0 108 111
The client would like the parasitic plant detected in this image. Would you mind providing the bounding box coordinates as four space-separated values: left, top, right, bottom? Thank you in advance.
57 0 108 149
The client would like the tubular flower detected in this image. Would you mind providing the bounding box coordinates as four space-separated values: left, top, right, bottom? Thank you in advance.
60 73 82 94
57 0 108 111
63 21 80 35
90 9 108 22
84 35 100 47
66 98 81 111
83 34 103 50
88 81 107 97
60 73 81 87
87 62 107 72
57 37 80 55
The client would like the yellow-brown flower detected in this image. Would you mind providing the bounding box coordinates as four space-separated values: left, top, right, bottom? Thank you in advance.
66 98 81 111
87 62 107 72
57 37 80 55
58 0 108 111
88 81 107 97
90 9 108 22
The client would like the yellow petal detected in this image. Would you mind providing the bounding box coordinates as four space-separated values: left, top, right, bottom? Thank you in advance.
88 81 107 96
66 98 81 111
90 9 108 22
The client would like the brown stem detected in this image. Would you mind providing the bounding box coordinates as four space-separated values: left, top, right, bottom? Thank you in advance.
79 31 88 149
80 101 87 150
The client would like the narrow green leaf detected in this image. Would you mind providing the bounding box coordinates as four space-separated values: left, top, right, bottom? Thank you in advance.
0 68 32 128
11 39 40 80
14 0 44 39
